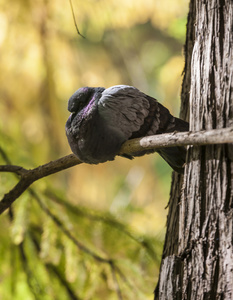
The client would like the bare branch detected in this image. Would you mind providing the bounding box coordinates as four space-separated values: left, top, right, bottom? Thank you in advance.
119 126 233 155
0 154 81 215
0 127 233 215
0 165 28 175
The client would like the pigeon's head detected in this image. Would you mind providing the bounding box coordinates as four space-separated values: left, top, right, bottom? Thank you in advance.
68 87 105 113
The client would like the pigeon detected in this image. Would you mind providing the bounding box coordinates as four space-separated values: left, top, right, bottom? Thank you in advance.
65 85 189 174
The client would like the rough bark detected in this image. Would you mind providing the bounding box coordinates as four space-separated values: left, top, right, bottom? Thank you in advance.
154 0 195 298
155 0 233 299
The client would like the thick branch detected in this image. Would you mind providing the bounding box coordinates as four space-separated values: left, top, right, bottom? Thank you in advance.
0 127 233 215
119 126 233 154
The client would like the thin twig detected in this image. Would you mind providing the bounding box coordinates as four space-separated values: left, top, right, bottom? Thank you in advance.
68 0 85 38
110 262 123 300
0 165 28 175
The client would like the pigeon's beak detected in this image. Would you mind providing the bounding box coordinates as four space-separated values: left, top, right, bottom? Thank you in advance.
66 113 75 125
66 113 71 126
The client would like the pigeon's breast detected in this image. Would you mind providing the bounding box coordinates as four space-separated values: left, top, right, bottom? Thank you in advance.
66 107 125 164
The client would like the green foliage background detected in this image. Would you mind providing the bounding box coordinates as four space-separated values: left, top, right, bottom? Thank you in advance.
0 0 188 299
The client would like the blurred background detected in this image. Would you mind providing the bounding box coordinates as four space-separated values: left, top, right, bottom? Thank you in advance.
0 0 188 299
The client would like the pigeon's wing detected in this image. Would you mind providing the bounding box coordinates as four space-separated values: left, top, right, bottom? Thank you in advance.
98 85 156 139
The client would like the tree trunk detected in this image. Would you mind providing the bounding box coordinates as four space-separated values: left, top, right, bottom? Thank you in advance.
155 0 233 299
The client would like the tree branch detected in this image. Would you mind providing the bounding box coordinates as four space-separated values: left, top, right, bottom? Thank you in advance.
0 165 28 175
0 127 233 215
119 126 233 154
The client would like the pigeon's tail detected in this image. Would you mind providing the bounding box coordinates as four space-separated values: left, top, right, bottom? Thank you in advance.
156 146 187 174
124 145 187 174
156 116 189 174
125 115 189 174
